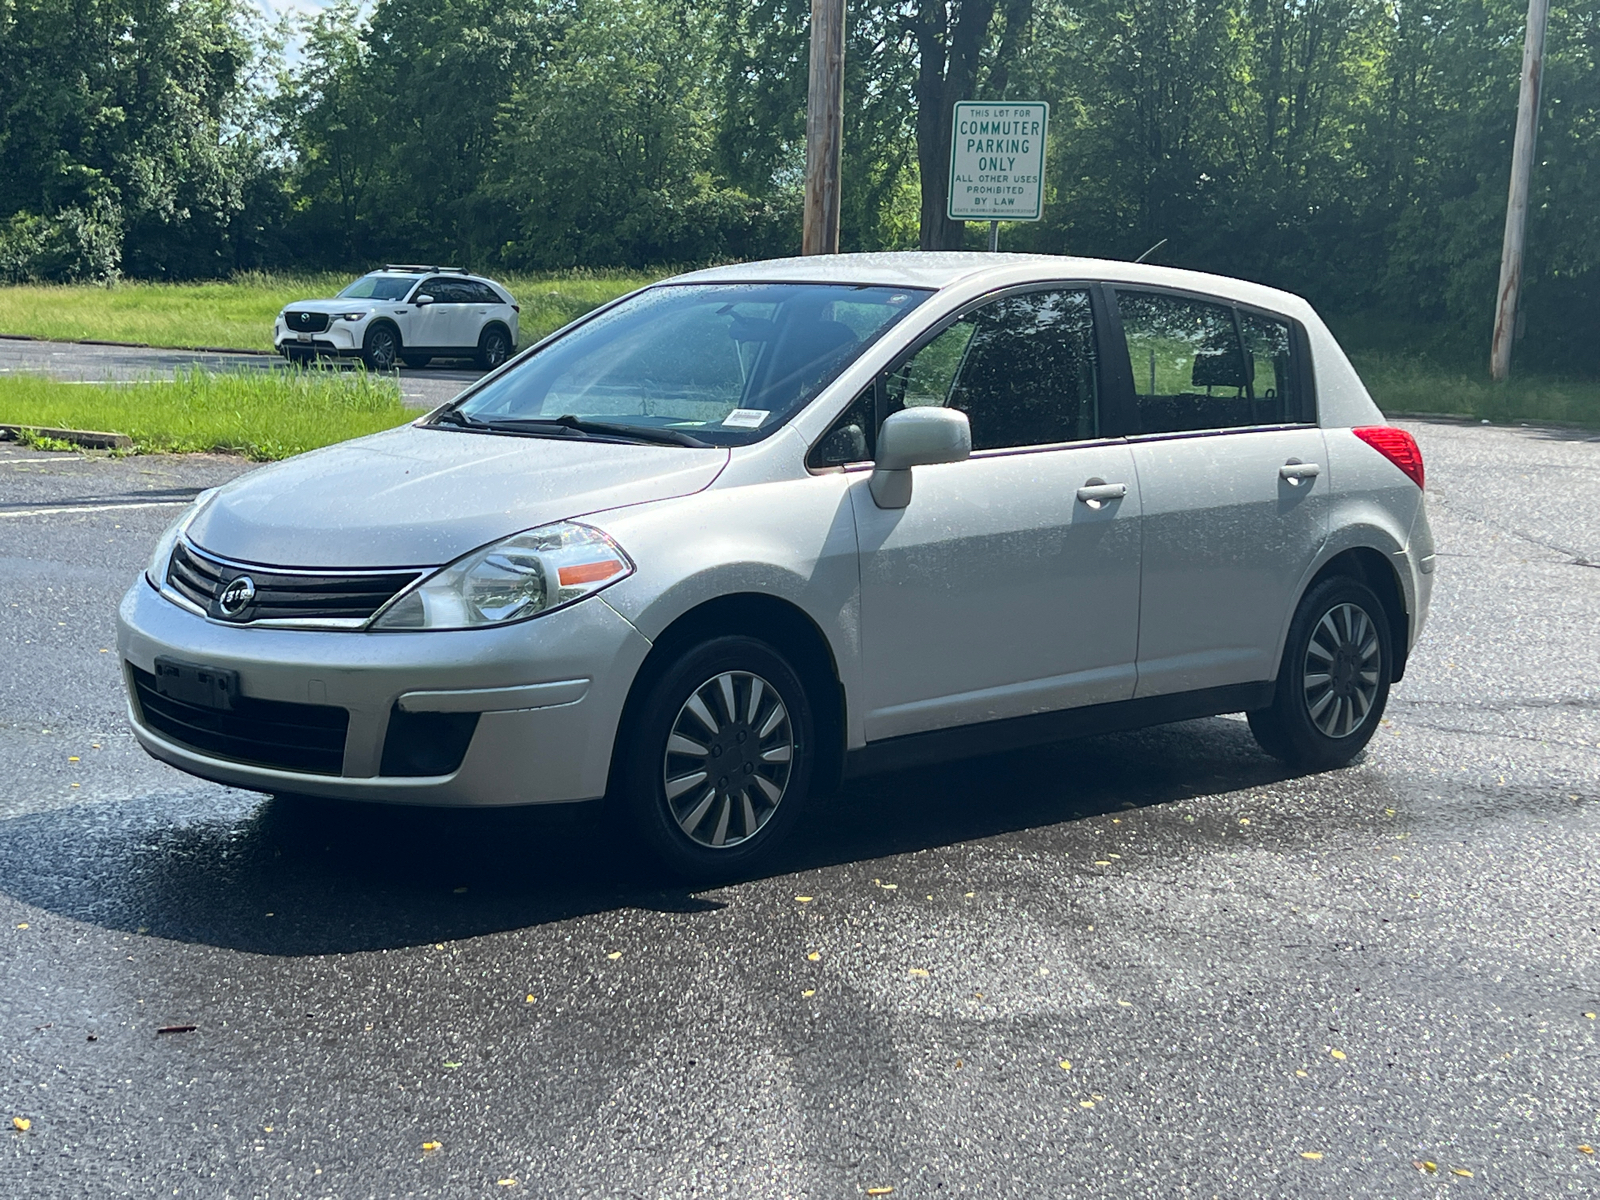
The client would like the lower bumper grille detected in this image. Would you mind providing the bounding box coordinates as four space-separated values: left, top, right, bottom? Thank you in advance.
130 664 349 775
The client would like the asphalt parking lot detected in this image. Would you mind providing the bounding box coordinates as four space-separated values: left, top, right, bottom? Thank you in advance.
2 418 1598 1198
0 336 481 410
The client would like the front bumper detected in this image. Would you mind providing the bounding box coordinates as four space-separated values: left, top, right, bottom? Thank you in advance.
117 579 653 806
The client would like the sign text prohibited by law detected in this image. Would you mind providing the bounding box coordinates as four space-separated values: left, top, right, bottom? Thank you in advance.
947 102 1048 222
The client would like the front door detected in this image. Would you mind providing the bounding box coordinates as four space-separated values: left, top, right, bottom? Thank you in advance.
851 287 1144 743
1110 288 1329 697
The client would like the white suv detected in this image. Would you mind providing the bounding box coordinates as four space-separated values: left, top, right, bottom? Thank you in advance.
275 266 520 371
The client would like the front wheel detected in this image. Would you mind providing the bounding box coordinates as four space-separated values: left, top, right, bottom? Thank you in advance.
362 324 401 372
615 636 814 881
1248 576 1394 770
476 325 512 371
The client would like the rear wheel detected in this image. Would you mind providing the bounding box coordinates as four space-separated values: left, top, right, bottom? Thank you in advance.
362 324 401 371
1248 576 1393 769
400 353 432 368
476 325 512 371
615 636 813 881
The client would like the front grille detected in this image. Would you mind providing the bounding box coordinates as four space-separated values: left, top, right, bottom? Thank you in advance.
130 664 349 775
167 541 422 625
286 310 330 333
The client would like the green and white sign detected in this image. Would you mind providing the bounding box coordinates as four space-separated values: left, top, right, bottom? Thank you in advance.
947 101 1049 222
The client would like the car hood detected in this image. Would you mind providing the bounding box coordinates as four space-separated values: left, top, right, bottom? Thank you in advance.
186 424 730 568
280 298 384 314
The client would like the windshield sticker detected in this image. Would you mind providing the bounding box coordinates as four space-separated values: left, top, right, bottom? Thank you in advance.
721 409 770 429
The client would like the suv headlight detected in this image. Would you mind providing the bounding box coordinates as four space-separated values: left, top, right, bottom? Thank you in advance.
145 489 218 590
370 522 633 631
337 311 369 321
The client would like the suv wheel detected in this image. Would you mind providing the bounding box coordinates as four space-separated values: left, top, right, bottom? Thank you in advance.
362 324 401 372
1248 576 1393 770
400 353 431 368
476 325 511 371
616 636 814 881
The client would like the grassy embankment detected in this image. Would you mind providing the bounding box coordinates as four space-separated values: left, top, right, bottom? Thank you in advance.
0 368 411 459
0 269 666 352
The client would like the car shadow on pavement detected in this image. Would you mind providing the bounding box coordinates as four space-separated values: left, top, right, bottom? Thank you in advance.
0 716 1296 956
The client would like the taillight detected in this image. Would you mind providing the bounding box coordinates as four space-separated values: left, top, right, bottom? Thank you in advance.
1352 426 1424 490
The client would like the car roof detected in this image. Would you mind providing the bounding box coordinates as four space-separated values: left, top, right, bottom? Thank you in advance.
674 251 1311 317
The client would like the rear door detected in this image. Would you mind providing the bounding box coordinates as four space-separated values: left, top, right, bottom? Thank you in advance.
1108 288 1327 698
848 286 1144 742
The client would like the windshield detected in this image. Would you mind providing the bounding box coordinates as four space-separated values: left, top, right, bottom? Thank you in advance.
449 282 930 445
337 275 416 301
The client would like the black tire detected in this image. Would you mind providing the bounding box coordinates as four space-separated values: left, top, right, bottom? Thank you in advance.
1248 575 1394 770
614 636 814 882
476 325 512 371
400 353 432 368
362 323 401 371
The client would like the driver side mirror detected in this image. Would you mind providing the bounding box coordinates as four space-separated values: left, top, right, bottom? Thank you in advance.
869 407 971 509
414 293 435 306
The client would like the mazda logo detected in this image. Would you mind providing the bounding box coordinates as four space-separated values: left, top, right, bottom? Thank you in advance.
217 576 257 618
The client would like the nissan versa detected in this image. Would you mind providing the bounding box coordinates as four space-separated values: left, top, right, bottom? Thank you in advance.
118 253 1434 877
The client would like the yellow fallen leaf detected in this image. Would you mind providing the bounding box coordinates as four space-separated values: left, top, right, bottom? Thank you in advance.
12 1117 30 1132
607 951 622 960
1414 1160 1437 1173
68 756 79 762
963 892 975 898
1058 1059 1071 1070
1300 1151 1323 1161
1093 860 1112 867
497 1179 518 1187
1079 1100 1094 1108
1577 1145 1594 1154
1329 1049 1347 1061
801 989 815 998
1295 1070 1309 1078
1585 1013 1596 1020
14 924 26 930
1239 818 1251 825
1117 1000 1132 1007
807 952 820 961
1451 1168 1473 1177
434 943 445 950
908 968 929 978
1106 853 1121 859
866 1189 894 1197
795 896 813 903
422 1141 441 1152
525 994 536 1003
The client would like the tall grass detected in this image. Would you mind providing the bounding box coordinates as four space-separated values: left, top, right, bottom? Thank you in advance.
0 368 413 459
0 268 669 352
1354 352 1600 426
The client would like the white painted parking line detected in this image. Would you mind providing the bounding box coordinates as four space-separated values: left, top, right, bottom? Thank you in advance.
0 499 191 519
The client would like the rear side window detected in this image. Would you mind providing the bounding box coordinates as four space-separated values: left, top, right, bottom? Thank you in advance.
1114 289 1305 433
885 288 1100 451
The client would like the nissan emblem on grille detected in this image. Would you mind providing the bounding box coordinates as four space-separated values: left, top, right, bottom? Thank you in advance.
217 576 256 617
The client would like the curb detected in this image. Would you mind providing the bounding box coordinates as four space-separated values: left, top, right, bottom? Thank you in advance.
0 332 275 356
0 423 133 450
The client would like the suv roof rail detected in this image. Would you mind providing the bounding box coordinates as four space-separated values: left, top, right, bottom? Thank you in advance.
379 264 471 274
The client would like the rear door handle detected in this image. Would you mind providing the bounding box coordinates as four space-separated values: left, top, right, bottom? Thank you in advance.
1076 480 1128 507
1280 461 1321 484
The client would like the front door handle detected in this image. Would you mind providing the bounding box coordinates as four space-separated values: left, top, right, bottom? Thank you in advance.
1280 460 1321 485
1076 480 1128 507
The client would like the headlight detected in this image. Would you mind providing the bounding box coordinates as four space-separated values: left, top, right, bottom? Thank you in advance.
337 311 369 321
145 489 218 590
370 522 633 631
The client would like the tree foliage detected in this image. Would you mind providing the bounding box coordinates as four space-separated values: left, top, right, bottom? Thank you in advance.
0 0 1596 370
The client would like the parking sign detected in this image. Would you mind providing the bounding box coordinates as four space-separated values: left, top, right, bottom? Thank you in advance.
947 101 1049 222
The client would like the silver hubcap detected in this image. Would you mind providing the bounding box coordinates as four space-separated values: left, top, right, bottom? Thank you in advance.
663 670 793 849
1303 602 1382 738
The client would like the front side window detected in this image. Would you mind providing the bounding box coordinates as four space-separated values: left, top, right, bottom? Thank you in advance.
1115 290 1304 433
885 288 1100 451
337 275 415 301
452 283 929 445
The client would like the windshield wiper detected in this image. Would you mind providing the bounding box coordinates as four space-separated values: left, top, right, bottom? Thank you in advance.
453 414 710 448
430 406 485 429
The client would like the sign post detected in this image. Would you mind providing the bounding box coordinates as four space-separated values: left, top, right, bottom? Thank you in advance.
947 101 1048 250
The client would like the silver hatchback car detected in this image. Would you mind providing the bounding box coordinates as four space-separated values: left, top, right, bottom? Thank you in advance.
119 253 1434 877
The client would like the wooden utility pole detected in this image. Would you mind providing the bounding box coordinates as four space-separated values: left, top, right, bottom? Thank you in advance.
1491 0 1549 381
803 0 845 255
